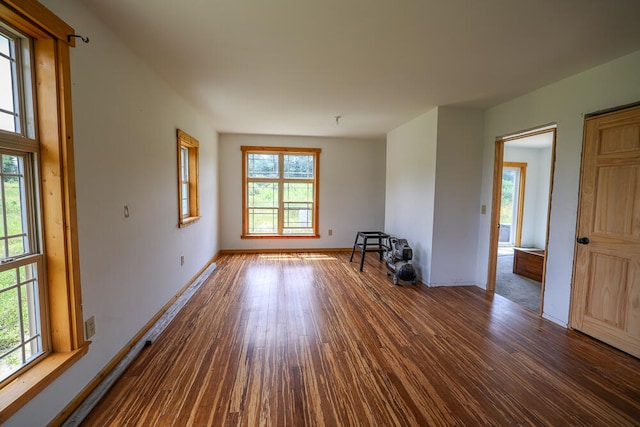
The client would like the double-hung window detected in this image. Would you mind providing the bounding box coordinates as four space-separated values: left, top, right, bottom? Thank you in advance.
177 129 199 227
0 2 85 422
0 22 45 386
242 146 320 238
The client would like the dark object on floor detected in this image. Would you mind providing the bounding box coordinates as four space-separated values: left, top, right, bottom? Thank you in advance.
350 231 390 271
384 236 417 285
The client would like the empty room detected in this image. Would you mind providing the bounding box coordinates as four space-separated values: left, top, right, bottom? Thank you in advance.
1 0 640 426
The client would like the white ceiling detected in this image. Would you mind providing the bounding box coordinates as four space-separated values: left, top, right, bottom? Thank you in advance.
506 132 554 149
78 0 640 139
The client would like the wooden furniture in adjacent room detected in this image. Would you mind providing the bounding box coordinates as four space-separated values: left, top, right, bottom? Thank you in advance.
513 248 545 282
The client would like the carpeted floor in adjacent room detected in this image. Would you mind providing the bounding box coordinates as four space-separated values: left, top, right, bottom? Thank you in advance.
496 250 541 313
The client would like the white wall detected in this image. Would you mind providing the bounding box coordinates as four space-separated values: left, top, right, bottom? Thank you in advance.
219 133 386 250
503 145 552 248
535 147 553 248
384 107 483 285
430 107 484 285
385 109 438 282
477 49 640 326
6 1 220 426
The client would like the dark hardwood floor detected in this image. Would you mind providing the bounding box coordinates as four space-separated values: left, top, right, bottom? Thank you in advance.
80 252 640 426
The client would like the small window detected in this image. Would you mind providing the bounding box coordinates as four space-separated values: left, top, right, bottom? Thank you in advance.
177 129 199 227
242 146 320 238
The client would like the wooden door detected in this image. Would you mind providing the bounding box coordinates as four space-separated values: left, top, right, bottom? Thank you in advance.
571 105 640 358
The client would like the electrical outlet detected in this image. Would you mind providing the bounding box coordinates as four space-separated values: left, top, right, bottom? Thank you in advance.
328 229 333 236
481 204 487 215
180 255 185 266
85 316 96 339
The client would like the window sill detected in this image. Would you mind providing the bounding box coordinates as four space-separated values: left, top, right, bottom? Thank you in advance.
179 216 201 228
241 234 320 239
0 344 89 423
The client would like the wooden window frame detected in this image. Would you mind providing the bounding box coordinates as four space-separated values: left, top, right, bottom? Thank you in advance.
177 129 200 227
503 162 527 247
0 0 87 423
241 146 320 239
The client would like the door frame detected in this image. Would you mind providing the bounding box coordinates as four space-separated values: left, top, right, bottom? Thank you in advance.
487 126 557 315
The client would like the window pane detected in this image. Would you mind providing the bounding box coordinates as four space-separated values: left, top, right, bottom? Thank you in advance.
283 182 314 233
283 182 313 203
0 196 5 259
0 56 16 114
1 348 21 380
181 146 189 181
2 154 28 257
2 154 19 174
0 36 9 56
0 33 18 134
283 202 313 233
248 208 277 233
501 169 516 224
7 236 24 257
181 182 190 218
0 112 16 134
0 262 42 381
0 287 19 351
20 263 39 341
248 181 279 233
5 175 25 235
0 268 16 290
284 154 313 179
248 154 278 178
248 182 278 207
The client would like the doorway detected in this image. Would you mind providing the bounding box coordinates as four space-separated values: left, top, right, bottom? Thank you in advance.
488 126 556 314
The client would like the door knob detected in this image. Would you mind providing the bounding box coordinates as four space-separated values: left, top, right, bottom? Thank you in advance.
576 237 590 245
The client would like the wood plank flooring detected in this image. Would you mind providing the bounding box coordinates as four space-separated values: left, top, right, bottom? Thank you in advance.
80 252 640 426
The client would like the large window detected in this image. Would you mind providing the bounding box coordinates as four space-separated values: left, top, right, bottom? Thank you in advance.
242 146 320 238
0 20 45 385
0 2 85 422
